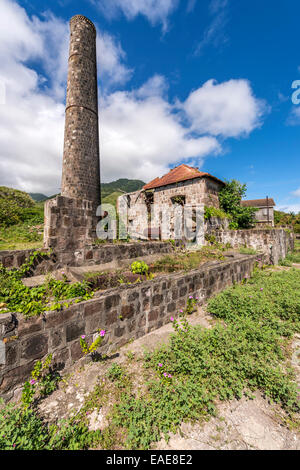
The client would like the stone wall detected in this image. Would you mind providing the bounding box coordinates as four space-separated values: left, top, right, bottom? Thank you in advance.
0 241 175 272
205 216 230 233
211 229 294 264
44 195 98 252
0 249 35 269
0 254 257 400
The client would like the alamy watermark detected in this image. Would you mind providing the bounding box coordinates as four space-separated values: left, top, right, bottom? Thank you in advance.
291 80 300 105
95 202 205 246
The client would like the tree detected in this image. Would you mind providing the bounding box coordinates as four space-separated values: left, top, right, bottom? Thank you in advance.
218 180 257 229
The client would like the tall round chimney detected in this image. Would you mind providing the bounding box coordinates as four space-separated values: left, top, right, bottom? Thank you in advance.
61 15 101 207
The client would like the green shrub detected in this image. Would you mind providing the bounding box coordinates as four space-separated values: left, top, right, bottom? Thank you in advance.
204 206 229 220
219 180 257 229
0 187 35 227
131 261 149 275
279 258 293 267
0 253 94 317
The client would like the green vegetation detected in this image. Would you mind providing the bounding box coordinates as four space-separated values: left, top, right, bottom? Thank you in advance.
108 269 300 449
131 260 149 275
153 245 226 272
239 247 258 255
219 180 257 229
204 205 229 220
274 210 300 233
0 186 44 249
0 252 94 318
101 179 145 200
101 191 123 208
279 241 300 266
80 329 106 360
0 353 101 450
0 186 36 227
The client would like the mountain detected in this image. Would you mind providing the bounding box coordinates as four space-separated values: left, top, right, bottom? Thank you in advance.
101 179 145 199
29 193 48 202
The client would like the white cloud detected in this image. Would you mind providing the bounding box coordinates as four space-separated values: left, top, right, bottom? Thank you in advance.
277 204 300 214
99 87 221 182
183 79 267 138
94 0 179 32
287 106 300 126
97 32 133 89
194 0 229 55
136 74 169 99
292 188 300 197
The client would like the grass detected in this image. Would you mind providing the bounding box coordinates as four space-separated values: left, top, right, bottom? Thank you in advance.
285 240 300 264
105 268 300 449
0 202 44 250
239 247 258 255
101 191 123 208
153 245 226 272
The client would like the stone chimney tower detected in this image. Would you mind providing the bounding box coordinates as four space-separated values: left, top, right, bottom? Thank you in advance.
44 15 101 252
61 14 100 207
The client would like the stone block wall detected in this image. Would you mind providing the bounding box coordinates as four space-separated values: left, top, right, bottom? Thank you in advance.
44 195 98 252
0 241 175 273
211 229 294 264
0 254 257 400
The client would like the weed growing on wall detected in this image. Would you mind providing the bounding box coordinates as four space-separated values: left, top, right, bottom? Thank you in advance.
0 253 94 317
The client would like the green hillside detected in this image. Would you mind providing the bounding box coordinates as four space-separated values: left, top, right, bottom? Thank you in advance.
0 187 44 250
101 178 145 199
102 191 123 207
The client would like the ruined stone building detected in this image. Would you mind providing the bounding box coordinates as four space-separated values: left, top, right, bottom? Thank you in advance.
241 198 276 227
118 164 225 241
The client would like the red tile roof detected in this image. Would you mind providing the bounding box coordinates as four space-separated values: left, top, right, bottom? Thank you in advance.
143 164 224 190
241 198 276 208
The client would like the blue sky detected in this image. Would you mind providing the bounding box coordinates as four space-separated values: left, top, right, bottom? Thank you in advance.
0 0 299 212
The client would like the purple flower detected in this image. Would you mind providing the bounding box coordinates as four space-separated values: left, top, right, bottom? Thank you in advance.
29 379 36 385
180 309 183 313
170 317 174 322
81 335 86 340
168 374 172 378
158 363 163 367
260 288 264 291
163 372 167 377
189 296 193 299
100 330 106 337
